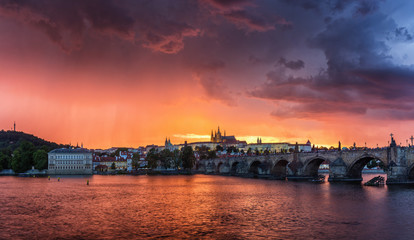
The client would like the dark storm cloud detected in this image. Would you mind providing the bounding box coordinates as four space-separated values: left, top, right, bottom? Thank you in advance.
139 20 200 54
271 103 367 119
352 0 381 16
0 0 134 52
393 27 413 41
204 0 250 9
198 75 236 106
1 0 413 119
222 10 275 32
250 7 414 120
190 59 236 106
203 0 291 32
278 58 305 70
285 0 381 16
352 67 414 100
0 0 202 53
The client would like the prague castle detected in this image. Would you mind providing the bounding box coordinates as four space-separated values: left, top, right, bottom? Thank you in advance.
211 126 238 144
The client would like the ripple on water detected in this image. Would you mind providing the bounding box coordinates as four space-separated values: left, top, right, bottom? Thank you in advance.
0 174 413 239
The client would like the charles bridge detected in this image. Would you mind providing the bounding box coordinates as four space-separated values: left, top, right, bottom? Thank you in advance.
195 139 414 184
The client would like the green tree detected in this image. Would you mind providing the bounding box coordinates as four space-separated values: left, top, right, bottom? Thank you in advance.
0 148 12 170
145 148 159 169
172 149 181 169
0 152 11 171
33 149 48 170
216 145 224 152
11 149 21 172
226 146 239 153
159 149 173 169
19 141 35 172
132 153 140 170
181 146 195 170
207 150 217 159
111 148 128 157
111 162 116 169
0 153 5 171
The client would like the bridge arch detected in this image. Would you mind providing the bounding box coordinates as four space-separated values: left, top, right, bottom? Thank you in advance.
196 162 206 172
231 161 239 175
249 160 261 175
216 162 224 173
347 155 385 179
303 157 327 177
407 164 414 180
249 160 271 175
271 159 289 179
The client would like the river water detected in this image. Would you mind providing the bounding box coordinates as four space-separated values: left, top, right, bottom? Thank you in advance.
0 174 413 239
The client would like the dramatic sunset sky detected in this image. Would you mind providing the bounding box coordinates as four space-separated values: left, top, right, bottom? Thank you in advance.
1 0 414 149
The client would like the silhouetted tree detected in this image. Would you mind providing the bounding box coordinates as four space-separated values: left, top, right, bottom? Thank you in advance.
0 148 12 170
20 141 35 172
11 149 21 172
159 149 173 169
145 148 159 169
181 146 195 170
33 149 48 170
226 146 238 153
132 153 140 170
207 150 217 159
172 149 181 169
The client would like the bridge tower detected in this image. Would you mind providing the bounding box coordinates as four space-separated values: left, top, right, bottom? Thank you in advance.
386 134 408 184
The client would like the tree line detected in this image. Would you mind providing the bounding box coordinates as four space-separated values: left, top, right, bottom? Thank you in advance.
137 146 198 171
0 141 49 172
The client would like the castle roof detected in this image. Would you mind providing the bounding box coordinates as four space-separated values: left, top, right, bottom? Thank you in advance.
49 148 91 154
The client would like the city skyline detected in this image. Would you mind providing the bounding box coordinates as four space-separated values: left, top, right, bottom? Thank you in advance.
1 0 414 149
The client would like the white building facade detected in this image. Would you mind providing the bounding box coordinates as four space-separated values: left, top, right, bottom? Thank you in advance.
48 148 93 175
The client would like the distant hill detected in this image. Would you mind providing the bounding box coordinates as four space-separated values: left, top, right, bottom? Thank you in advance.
0 130 66 151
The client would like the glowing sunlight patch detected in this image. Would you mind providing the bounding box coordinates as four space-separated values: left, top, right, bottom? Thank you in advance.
173 134 211 140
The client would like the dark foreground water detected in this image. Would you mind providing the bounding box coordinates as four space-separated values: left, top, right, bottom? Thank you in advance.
1 174 414 240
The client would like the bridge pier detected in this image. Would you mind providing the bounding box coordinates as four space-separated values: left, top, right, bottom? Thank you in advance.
286 175 313 181
386 166 408 184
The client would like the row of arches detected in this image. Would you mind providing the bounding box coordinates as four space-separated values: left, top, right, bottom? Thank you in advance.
197 156 414 180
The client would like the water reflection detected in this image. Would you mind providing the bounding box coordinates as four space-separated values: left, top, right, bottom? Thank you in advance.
0 174 413 239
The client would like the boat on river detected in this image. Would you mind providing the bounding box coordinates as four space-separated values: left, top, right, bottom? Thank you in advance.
309 175 325 183
364 176 385 186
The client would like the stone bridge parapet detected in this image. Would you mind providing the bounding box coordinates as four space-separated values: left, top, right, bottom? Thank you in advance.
195 146 414 184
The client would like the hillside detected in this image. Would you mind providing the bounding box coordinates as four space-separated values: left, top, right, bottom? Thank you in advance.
0 130 66 151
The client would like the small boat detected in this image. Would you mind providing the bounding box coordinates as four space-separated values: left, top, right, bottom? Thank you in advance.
364 176 385 186
309 175 325 183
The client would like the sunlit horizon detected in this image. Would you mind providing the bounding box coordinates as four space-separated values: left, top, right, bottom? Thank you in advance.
1 0 414 151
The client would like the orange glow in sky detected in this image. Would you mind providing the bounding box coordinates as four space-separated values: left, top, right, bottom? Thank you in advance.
1 1 414 149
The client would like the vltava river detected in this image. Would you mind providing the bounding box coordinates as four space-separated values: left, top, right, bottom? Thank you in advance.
1 174 413 239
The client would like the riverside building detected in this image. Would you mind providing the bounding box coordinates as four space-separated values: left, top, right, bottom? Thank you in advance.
48 148 93 175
